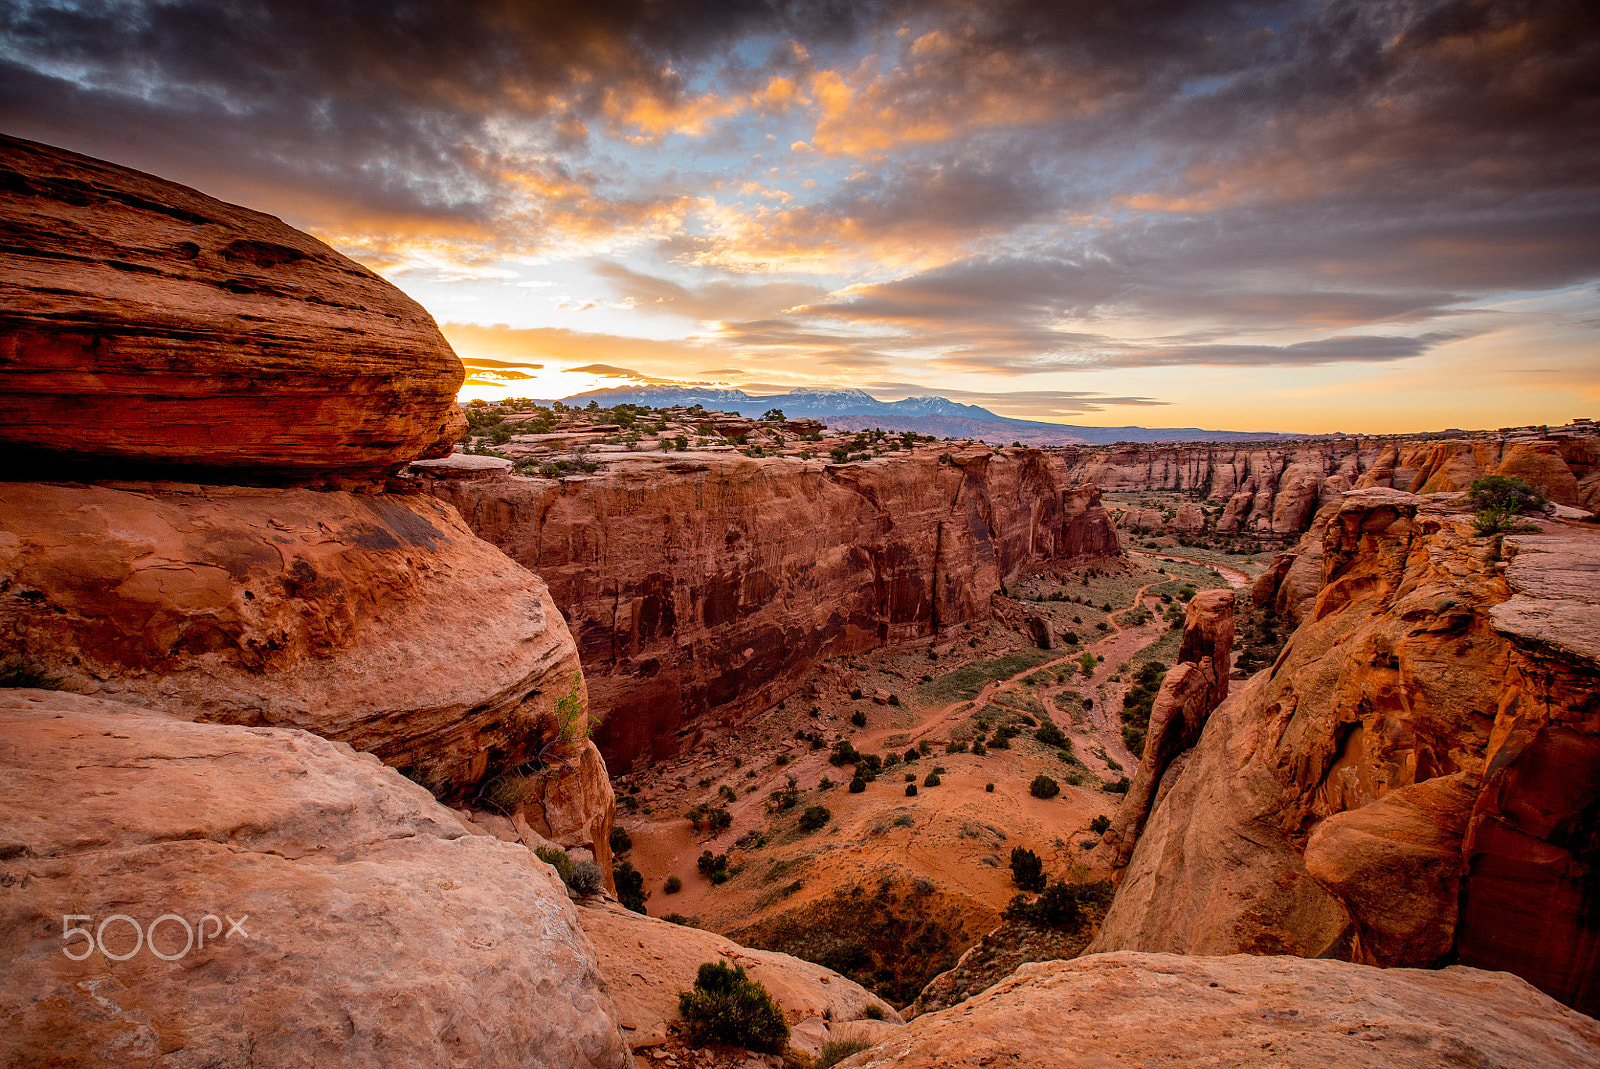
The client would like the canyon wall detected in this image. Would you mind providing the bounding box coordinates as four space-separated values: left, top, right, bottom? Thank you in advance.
1089 489 1600 1016
1051 427 1600 536
421 447 1119 772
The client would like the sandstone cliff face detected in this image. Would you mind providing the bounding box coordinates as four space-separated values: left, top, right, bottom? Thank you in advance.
836 952 1600 1069
422 448 1119 771
1102 589 1234 867
0 134 466 485
0 480 592 807
1053 426 1599 536
1090 490 1600 1016
0 690 628 1069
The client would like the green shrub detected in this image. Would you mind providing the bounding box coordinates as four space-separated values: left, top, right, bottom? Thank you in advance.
1466 475 1547 534
664 875 683 894
923 772 941 787
798 805 832 832
609 824 633 854
905 783 918 796
985 782 995 792
615 859 648 913
863 1004 886 1020
888 693 900 706
904 747 920 762
1010 846 1046 892
1002 880 1114 929
1101 776 1131 794
535 845 574 883
1089 815 1111 835
849 776 867 793
1078 651 1097 675
697 850 731 883
677 961 790 1053
1029 774 1060 799
1034 720 1067 748
851 709 867 727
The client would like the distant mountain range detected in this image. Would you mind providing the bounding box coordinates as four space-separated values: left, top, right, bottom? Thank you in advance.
555 386 1298 446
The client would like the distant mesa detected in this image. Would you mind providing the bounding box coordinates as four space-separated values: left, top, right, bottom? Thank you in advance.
0 134 467 486
555 385 1299 446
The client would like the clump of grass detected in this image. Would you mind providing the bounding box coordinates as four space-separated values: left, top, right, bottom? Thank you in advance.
816 1036 874 1069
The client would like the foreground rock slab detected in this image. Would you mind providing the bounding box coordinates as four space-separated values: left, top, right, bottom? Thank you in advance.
576 900 900 1050
0 134 465 484
0 689 627 1069
838 952 1600 1068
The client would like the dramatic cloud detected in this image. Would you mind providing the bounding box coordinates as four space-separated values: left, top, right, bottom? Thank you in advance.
2 0 1595 430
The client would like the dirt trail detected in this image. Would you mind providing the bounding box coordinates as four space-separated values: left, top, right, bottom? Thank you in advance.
1142 551 1252 589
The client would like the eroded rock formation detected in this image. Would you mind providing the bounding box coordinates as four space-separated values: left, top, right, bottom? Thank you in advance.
1055 425 1600 536
1101 589 1234 867
0 480 589 804
1090 490 1600 1016
0 689 628 1069
837 952 1600 1068
421 448 1119 771
0 134 466 485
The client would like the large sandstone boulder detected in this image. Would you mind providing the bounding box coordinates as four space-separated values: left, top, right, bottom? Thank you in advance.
836 952 1600 1068
0 135 465 485
1091 490 1600 1015
0 689 628 1069
0 481 589 804
576 901 901 1051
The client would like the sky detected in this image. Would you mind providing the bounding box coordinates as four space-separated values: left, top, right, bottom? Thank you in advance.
2 0 1596 433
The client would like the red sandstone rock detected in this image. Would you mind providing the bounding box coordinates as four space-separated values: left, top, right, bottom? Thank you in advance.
0 135 466 485
1090 491 1600 1015
0 689 627 1069
1102 589 1234 867
420 449 1118 771
836 952 1600 1069
0 481 587 805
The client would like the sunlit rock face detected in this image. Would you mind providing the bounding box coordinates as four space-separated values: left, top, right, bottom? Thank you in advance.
421 446 1120 772
0 689 629 1069
0 480 590 805
0 134 466 486
839 952 1600 1069
1089 490 1600 1017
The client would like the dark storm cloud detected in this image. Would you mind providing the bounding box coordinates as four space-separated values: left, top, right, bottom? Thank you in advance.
0 0 881 227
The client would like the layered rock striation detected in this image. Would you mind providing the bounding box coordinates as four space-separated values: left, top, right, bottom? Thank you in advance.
419 447 1119 771
1055 425 1599 536
1090 489 1600 1016
0 134 466 485
0 689 628 1069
